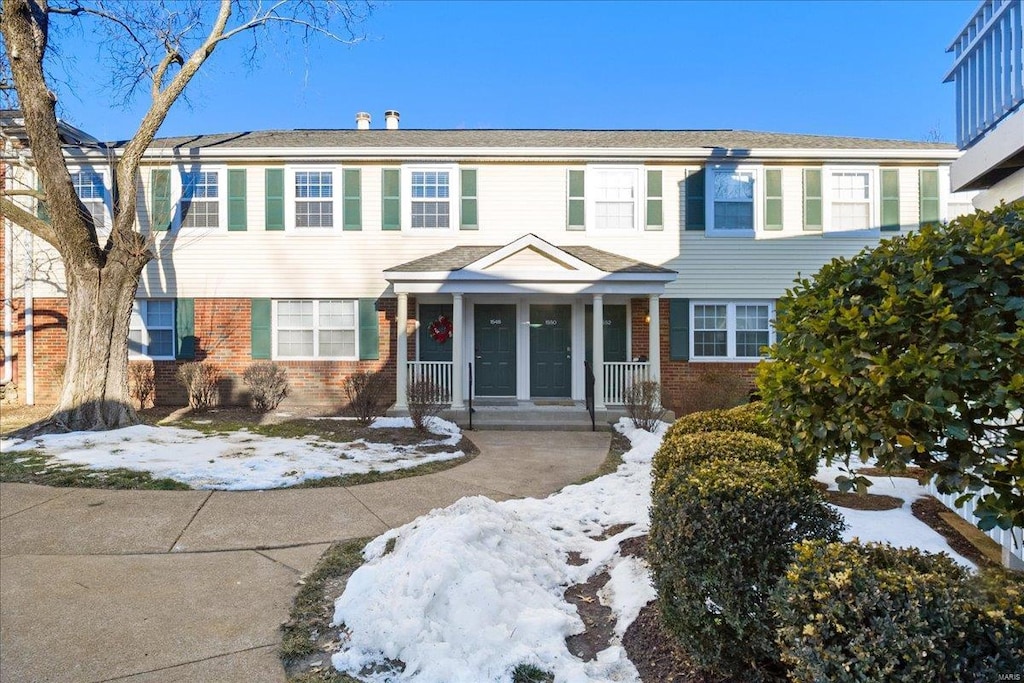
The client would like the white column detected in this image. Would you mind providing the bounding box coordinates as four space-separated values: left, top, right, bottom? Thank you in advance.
451 293 465 409
648 294 661 404
592 294 605 410
395 292 408 410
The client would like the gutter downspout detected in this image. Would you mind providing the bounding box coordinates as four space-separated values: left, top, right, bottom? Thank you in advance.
2 170 13 387
24 230 33 405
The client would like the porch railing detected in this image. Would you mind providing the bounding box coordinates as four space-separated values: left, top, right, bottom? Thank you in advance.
603 362 651 405
925 481 1023 568
407 361 453 403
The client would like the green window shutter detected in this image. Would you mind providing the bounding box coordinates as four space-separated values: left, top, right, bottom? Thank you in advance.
567 169 585 231
227 169 247 231
264 169 284 231
343 168 362 231
460 168 478 230
175 298 195 360
803 169 822 232
150 168 171 232
358 299 379 360
881 169 901 232
382 169 401 231
765 168 783 231
646 169 663 230
250 298 272 359
669 299 690 361
684 169 705 231
919 169 940 227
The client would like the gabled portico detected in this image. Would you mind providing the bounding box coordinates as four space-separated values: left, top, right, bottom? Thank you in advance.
385 234 675 411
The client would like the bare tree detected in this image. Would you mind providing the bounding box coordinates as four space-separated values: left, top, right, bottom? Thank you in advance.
0 0 373 431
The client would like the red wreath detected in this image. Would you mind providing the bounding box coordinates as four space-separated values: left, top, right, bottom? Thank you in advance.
428 314 453 344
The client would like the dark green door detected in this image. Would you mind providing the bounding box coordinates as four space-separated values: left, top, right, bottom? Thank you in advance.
419 304 453 361
530 304 572 397
474 304 516 396
585 304 628 363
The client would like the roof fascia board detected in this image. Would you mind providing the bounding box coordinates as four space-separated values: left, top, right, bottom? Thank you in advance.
392 280 672 296
467 234 597 273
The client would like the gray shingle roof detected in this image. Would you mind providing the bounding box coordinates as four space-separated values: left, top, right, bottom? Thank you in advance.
385 244 675 275
127 129 955 152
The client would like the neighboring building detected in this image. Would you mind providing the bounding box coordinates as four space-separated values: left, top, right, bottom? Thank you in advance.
945 0 1024 208
1 112 972 415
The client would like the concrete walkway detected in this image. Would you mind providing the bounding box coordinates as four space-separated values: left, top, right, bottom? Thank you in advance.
0 431 610 683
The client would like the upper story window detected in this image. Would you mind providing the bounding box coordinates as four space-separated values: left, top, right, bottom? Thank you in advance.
691 301 773 361
180 170 220 229
411 170 450 228
704 165 760 236
295 171 334 228
274 299 357 359
822 167 879 234
129 299 175 359
584 166 641 232
70 168 109 231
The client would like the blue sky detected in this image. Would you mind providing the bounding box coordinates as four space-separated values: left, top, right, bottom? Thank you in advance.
46 0 977 143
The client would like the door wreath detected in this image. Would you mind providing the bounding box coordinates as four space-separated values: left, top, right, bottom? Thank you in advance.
428 314 453 344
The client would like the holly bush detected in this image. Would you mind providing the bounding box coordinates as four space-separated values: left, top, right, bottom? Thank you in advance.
758 202 1024 530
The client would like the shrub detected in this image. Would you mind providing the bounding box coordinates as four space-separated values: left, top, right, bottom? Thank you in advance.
774 540 1024 682
624 380 666 432
651 429 782 484
127 362 155 409
242 361 288 412
757 202 1024 530
649 458 844 681
343 372 389 426
677 364 753 414
407 378 445 432
176 362 220 412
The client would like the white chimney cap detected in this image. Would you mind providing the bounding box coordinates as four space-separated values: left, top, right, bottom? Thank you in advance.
355 112 371 130
384 110 400 130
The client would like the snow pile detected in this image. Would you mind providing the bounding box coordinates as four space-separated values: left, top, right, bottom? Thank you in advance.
331 419 664 683
0 416 464 490
816 460 975 568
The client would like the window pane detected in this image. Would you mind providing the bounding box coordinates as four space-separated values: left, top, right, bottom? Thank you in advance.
278 301 313 328
693 305 727 330
146 301 174 328
296 201 333 228
714 201 754 230
319 300 355 328
832 202 870 230
181 199 219 228
278 329 314 357
694 331 728 357
713 171 754 230
736 331 769 357
148 329 174 357
411 200 449 228
693 304 728 357
318 329 356 357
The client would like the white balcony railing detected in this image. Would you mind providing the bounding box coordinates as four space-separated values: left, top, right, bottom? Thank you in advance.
407 361 453 403
945 0 1024 149
603 362 651 405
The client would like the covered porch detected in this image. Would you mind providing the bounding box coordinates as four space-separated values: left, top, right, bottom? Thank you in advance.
384 234 676 412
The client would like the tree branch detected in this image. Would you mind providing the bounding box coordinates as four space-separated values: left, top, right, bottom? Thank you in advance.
2 188 46 199
0 195 59 246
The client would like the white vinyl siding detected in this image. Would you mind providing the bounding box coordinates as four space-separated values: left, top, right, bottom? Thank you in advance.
586 166 640 231
274 299 357 359
129 299 174 359
691 301 773 360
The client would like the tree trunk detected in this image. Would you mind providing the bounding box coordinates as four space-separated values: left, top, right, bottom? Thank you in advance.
47 252 150 432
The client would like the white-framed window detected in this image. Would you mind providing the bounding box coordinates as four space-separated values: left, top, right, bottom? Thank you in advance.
295 170 334 228
173 166 227 230
691 301 774 360
69 167 111 233
402 165 459 231
823 167 879 234
129 299 175 359
705 164 761 236
586 166 641 232
273 299 357 359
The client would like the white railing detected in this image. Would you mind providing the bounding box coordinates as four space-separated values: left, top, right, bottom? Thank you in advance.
926 481 1023 568
407 361 453 403
603 362 651 405
945 0 1024 148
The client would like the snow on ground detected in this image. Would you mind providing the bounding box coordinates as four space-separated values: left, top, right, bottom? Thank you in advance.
330 423 976 683
0 416 463 490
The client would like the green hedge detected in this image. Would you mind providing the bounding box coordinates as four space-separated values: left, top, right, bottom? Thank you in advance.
774 540 1024 682
651 429 782 485
649 458 844 681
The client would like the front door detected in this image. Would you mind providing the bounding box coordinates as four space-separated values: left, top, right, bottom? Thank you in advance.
530 304 572 397
585 304 628 364
474 304 516 396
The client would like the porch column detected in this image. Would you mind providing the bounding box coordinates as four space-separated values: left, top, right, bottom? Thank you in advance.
648 294 661 405
395 292 408 410
592 294 606 410
451 293 465 409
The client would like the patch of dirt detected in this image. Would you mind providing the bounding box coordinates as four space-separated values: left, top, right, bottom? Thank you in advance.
564 571 615 661
566 551 586 567
824 491 904 511
623 603 710 683
856 465 928 481
911 496 1001 569
618 535 647 559
590 522 632 541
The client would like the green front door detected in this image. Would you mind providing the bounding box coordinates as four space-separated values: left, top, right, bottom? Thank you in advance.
585 305 628 364
474 304 516 396
530 304 572 397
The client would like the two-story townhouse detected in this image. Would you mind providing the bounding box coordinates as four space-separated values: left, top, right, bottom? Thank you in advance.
1 113 971 416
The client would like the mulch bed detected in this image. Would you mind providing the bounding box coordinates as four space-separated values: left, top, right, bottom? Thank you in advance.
824 490 904 511
911 496 1001 569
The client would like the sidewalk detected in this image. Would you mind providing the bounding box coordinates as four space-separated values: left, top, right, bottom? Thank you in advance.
0 431 610 683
